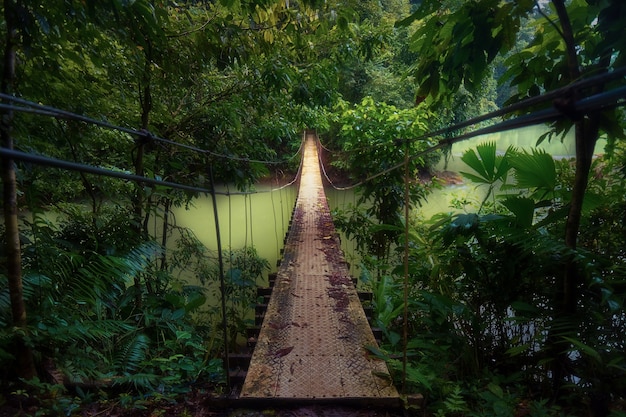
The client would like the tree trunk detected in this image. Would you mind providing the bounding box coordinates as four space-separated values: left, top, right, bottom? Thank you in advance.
548 0 606 397
131 47 153 304
1 0 37 380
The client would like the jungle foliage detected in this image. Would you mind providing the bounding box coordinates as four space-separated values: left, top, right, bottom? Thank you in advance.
329 0 626 415
330 97 439 265
0 0 625 415
0 0 412 412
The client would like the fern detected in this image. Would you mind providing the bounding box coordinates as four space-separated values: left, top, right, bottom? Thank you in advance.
114 333 150 374
68 319 134 343
112 372 158 391
0 275 10 327
436 385 468 416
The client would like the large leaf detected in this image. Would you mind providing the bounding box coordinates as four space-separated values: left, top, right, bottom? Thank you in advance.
508 149 556 194
460 142 512 185
563 336 602 363
441 213 480 245
502 196 535 228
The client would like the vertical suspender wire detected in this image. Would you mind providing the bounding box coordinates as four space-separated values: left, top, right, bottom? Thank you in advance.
227 184 233 259
247 193 254 285
280 181 286 240
250 194 254 248
209 164 230 389
278 180 289 250
271 182 280 264
227 185 234 328
243 193 249 283
244 193 249 250
402 139 410 394
351 173 356 278
278 184 285 247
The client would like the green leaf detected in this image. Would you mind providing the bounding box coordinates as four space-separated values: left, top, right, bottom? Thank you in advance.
405 365 434 392
461 150 492 184
184 292 207 312
509 149 556 193
506 343 531 356
176 330 192 341
364 344 391 360
562 336 601 363
510 301 539 313
460 142 511 185
502 197 535 228
487 382 504 398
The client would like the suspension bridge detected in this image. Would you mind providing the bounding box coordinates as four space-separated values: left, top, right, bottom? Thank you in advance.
234 131 400 405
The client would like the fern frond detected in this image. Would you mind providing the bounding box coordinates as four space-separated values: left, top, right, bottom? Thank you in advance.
114 333 150 373
0 276 10 326
442 385 467 413
112 372 158 392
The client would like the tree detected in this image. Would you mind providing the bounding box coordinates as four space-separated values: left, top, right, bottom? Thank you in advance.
0 0 360 384
1 0 36 380
1 0 174 379
0 0 81 380
331 97 437 265
401 0 626 397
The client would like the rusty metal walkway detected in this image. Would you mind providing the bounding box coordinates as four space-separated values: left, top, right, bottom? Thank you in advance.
239 132 399 403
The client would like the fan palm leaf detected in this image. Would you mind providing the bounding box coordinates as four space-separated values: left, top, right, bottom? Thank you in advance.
460 141 513 185
508 148 556 199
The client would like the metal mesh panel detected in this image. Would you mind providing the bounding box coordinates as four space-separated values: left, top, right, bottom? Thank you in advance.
240 135 399 401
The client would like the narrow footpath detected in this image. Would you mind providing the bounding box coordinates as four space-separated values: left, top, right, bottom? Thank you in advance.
240 132 399 403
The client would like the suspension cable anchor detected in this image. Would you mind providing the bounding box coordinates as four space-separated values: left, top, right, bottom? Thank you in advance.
553 96 583 121
136 129 154 145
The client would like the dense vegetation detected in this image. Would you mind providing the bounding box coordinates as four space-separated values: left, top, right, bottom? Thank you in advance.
1 0 625 415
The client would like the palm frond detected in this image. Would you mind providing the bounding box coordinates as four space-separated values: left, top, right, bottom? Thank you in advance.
508 148 556 195
502 197 536 228
460 142 512 185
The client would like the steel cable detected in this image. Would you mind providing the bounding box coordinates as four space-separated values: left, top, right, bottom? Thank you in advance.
0 93 303 165
319 84 626 191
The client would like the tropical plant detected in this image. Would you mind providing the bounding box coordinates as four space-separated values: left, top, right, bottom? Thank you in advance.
0 208 227 406
1 0 353 383
222 247 270 350
330 97 436 267
400 0 626 396
390 141 626 413
459 141 513 212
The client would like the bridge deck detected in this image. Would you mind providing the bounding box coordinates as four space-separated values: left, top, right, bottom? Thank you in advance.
240 133 399 402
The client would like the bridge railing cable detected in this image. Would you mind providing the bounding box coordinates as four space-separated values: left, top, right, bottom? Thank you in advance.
270 133 305 192
0 91 306 394
410 66 626 142
0 93 303 166
2 67 624 195
317 66 626 160
0 147 212 194
0 94 306 197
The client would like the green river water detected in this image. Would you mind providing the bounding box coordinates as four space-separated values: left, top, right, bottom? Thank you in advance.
173 125 601 282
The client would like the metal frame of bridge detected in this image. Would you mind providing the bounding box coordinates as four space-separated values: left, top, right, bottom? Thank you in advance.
239 132 400 406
